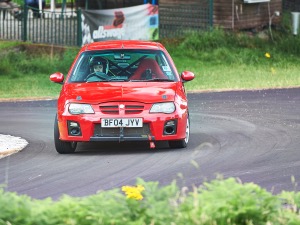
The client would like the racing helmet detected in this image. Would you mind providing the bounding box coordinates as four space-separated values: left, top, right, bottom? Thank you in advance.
90 57 109 74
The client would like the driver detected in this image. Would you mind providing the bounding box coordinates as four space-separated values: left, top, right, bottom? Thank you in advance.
90 57 109 76
93 63 103 74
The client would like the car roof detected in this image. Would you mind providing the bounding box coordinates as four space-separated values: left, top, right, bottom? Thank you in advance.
82 40 166 52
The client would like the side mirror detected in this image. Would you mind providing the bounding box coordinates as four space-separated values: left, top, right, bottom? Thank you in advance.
181 71 195 82
50 72 64 84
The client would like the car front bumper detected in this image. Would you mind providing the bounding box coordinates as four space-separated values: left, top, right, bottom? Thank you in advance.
57 112 188 142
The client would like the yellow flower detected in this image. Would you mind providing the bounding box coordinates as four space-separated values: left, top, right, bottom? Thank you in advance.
136 184 145 192
265 52 271 58
122 185 145 200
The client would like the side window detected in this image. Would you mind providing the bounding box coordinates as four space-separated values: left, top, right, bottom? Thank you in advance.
160 54 174 80
69 55 89 82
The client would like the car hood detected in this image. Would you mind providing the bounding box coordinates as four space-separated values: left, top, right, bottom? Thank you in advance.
63 82 179 104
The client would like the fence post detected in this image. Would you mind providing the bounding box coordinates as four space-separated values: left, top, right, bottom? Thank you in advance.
22 4 28 42
209 0 213 29
77 8 82 46
291 12 300 35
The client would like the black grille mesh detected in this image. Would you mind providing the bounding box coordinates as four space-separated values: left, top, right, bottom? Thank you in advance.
93 124 150 137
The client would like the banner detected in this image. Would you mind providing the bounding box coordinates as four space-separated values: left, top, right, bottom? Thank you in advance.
81 4 159 44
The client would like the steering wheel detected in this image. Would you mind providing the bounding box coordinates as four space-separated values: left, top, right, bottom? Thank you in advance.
85 72 107 81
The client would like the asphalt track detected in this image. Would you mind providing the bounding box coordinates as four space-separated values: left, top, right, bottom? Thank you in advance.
0 88 299 200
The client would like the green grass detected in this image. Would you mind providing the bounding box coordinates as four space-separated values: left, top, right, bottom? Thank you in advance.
164 27 300 92
182 64 300 92
0 74 61 98
0 43 78 99
0 40 23 50
0 28 300 100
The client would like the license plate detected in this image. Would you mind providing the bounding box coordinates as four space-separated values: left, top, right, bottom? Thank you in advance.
101 118 143 128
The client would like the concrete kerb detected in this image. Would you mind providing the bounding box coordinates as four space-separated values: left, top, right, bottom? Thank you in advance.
0 134 28 159
0 98 54 159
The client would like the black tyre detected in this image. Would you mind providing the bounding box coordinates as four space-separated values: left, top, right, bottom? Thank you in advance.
168 114 190 149
54 115 77 154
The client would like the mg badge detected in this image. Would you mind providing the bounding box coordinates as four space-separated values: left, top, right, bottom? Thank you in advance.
119 104 125 109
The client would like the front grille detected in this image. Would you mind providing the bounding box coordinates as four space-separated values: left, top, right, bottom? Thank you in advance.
99 102 144 115
99 105 119 114
93 124 151 137
125 105 144 114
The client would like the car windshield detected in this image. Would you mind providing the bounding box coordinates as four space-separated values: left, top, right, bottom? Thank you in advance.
68 50 177 83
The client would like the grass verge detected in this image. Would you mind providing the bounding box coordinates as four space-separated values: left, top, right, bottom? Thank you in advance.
0 28 300 100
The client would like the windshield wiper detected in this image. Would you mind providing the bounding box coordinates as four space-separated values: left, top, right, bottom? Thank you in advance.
108 78 129 82
143 78 173 82
129 78 173 82
86 80 110 83
86 78 129 83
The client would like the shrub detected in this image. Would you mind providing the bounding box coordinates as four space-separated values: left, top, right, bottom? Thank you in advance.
177 178 280 225
1 178 300 225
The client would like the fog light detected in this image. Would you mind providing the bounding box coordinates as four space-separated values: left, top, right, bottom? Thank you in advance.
163 120 177 135
67 121 82 136
70 128 80 135
165 120 175 126
69 122 79 127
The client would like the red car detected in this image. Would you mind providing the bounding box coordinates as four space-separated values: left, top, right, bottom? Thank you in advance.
50 40 194 154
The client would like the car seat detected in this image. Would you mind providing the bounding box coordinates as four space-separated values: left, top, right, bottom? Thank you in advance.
130 58 167 80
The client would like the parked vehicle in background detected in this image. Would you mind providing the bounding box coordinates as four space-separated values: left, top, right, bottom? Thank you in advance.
50 40 195 154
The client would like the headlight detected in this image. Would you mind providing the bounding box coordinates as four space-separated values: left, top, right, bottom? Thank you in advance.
150 102 175 114
68 103 94 114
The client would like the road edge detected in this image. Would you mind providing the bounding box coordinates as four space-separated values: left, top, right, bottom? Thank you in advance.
0 134 29 159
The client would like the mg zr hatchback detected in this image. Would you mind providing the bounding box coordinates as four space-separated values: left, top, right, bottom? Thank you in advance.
50 40 194 154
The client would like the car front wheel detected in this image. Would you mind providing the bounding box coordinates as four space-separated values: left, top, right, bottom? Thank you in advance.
54 115 77 154
168 114 190 149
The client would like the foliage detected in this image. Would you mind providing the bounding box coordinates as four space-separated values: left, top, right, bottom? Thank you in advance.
0 44 77 78
161 28 300 92
165 28 300 66
1 178 300 225
0 42 78 98
178 178 281 225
